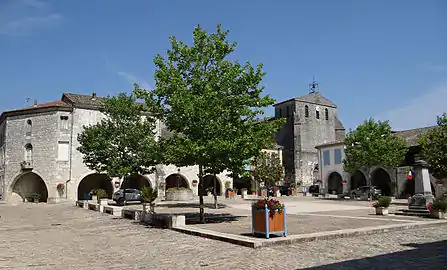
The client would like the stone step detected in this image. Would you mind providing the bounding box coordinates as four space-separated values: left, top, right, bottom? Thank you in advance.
402 209 430 213
395 211 431 217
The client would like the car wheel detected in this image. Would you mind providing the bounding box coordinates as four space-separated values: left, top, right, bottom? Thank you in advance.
117 197 125 206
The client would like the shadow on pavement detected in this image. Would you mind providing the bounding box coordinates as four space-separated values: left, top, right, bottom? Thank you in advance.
159 203 227 209
301 240 447 269
185 212 243 224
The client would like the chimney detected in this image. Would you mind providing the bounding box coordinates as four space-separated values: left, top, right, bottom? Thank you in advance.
33 100 38 107
92 92 97 100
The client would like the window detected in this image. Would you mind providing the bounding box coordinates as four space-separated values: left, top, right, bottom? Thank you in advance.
304 105 309 117
325 108 329 120
60 116 69 130
334 148 342 164
26 119 32 136
323 150 330 165
24 144 33 162
316 110 320 119
58 141 70 161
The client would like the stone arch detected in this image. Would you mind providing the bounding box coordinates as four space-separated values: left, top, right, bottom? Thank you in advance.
10 172 48 202
120 174 152 190
165 173 190 189
350 170 367 190
371 168 392 196
201 174 222 196
327 171 343 194
77 173 114 200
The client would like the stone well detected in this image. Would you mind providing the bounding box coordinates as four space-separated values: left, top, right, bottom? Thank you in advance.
165 188 194 201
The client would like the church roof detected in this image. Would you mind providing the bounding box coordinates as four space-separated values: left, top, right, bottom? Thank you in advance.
274 92 337 108
62 93 105 109
335 116 345 130
392 126 435 147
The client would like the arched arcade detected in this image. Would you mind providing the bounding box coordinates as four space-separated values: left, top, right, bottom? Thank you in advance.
77 173 114 200
10 172 48 202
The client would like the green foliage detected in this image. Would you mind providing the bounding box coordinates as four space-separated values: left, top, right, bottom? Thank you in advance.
419 113 447 180
95 189 108 199
343 118 407 173
372 196 392 208
77 89 161 178
141 186 158 203
27 193 41 201
432 198 447 213
252 152 283 190
136 24 284 221
166 187 191 191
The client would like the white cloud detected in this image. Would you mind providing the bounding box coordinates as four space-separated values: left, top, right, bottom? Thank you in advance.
376 85 447 130
0 0 61 36
116 71 152 90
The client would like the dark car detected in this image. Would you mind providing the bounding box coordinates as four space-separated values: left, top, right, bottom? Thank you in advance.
308 185 320 195
113 188 143 206
279 186 290 196
350 186 381 199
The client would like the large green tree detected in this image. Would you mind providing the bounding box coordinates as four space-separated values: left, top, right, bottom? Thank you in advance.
137 24 284 222
419 113 447 181
343 118 407 175
77 88 161 179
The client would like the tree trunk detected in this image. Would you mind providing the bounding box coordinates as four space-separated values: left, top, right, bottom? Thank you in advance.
213 173 218 209
198 165 205 223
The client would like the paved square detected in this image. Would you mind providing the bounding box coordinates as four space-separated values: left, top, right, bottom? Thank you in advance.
1 202 447 269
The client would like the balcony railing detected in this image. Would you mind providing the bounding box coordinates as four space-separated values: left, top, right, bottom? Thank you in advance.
20 161 33 170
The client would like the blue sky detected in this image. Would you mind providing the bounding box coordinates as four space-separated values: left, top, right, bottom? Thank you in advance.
0 0 446 131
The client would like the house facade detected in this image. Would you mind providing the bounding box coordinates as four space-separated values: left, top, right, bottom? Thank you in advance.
315 126 441 198
0 93 232 203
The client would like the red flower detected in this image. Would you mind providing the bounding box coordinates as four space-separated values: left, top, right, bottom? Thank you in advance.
427 202 433 213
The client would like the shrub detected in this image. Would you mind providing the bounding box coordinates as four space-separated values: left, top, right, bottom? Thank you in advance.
432 198 447 213
141 186 158 203
95 189 108 199
372 196 392 208
27 193 41 201
252 198 284 217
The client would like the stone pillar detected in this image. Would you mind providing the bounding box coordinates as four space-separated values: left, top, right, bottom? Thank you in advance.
413 159 432 195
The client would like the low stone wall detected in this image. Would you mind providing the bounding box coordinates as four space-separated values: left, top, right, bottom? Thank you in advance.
165 189 193 201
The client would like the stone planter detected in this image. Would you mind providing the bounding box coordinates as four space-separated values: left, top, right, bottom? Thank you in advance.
33 198 39 203
142 203 154 223
431 211 446 219
91 195 98 201
252 205 287 239
241 190 248 199
207 191 212 197
375 207 389 216
165 189 193 201
98 199 108 206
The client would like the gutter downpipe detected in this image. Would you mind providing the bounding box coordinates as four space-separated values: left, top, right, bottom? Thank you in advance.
66 103 75 200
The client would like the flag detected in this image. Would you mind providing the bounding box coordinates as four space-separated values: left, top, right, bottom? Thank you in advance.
407 170 413 181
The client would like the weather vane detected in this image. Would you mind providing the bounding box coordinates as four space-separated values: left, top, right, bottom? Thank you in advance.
309 76 319 94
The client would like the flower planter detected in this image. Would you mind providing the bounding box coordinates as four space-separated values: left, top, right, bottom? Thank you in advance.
225 191 235 199
431 211 446 219
98 198 108 206
375 207 389 216
91 195 98 201
252 205 287 239
207 191 212 197
33 198 39 204
288 189 297 196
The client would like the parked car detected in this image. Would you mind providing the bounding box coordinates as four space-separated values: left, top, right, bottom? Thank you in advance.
113 188 143 206
308 185 320 195
279 186 289 196
350 186 381 199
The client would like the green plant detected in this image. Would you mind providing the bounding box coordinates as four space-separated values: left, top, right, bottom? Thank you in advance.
289 182 297 189
372 196 392 208
141 186 158 203
95 189 108 199
225 181 231 189
27 193 41 201
431 198 447 213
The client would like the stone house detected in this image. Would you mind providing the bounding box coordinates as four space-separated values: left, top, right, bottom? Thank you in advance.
0 93 232 203
315 126 440 198
273 86 345 187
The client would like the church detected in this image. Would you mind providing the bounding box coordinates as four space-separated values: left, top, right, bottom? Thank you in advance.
273 78 345 187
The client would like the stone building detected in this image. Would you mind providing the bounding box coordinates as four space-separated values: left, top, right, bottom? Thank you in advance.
273 80 345 187
315 126 441 198
0 93 232 203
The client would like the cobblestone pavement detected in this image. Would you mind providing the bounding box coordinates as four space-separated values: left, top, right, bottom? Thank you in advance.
1 203 447 270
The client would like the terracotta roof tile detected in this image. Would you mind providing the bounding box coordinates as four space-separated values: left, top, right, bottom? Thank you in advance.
392 126 435 147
